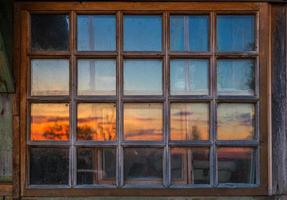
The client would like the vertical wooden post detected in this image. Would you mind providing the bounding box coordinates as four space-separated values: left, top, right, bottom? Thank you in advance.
271 4 287 196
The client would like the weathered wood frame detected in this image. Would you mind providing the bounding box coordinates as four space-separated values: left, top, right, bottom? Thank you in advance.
13 2 270 197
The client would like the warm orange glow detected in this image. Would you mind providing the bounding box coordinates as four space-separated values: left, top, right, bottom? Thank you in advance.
217 104 255 140
170 103 209 141
77 103 116 141
30 103 69 141
124 103 163 141
217 148 253 160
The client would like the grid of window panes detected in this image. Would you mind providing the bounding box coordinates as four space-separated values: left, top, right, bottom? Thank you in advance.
27 12 258 187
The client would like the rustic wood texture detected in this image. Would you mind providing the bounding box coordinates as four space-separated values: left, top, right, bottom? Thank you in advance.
0 0 14 93
12 4 21 199
271 4 287 196
0 32 14 93
0 95 12 182
13 2 271 197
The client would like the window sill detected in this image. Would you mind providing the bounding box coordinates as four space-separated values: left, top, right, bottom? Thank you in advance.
22 186 269 197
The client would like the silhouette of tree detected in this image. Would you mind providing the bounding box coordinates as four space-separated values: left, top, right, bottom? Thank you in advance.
191 125 201 140
77 125 93 140
43 122 69 140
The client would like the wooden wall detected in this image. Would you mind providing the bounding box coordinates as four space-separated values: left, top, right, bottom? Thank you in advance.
0 95 12 182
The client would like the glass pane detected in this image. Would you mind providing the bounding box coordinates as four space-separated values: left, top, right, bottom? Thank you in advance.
77 15 116 51
30 103 69 141
171 148 210 185
31 14 69 51
124 15 162 51
218 147 256 184
170 59 209 95
217 15 255 52
30 147 69 185
124 60 162 95
77 59 116 96
77 148 116 185
31 59 69 96
170 15 209 52
217 104 255 140
217 59 255 96
170 103 209 141
77 103 116 141
124 103 163 141
124 148 163 183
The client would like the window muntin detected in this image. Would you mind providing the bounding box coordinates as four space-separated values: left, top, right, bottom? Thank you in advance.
22 4 268 194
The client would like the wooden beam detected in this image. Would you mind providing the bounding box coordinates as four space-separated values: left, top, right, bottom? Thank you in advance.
0 184 12 196
0 31 14 93
271 4 287 195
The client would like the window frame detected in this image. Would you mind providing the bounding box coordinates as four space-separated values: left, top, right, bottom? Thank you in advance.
16 2 270 197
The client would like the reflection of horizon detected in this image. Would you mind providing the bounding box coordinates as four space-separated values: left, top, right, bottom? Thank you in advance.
125 129 162 140
31 120 69 141
171 103 209 141
217 104 255 140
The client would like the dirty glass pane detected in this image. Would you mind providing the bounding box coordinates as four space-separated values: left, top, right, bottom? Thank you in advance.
170 15 209 52
0 95 12 182
170 103 209 141
217 59 255 96
124 15 162 51
77 59 116 96
77 103 116 141
217 103 255 140
30 147 69 185
77 15 116 51
31 14 69 51
30 103 69 141
124 148 163 183
124 59 162 95
124 103 163 141
31 59 69 96
218 147 256 184
77 148 116 185
171 148 210 185
217 15 255 52
170 59 209 95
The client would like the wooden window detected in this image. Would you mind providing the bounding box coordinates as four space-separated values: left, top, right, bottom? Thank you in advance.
17 2 270 196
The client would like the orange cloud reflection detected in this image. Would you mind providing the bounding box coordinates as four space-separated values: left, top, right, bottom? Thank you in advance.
77 103 116 141
31 103 69 141
124 103 163 141
170 103 209 141
217 104 255 140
